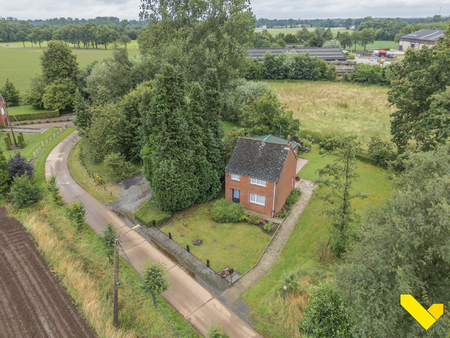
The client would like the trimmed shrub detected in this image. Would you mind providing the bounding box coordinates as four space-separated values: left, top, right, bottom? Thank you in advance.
4 136 11 150
10 174 43 208
286 188 301 207
211 199 246 223
5 152 34 178
13 110 59 121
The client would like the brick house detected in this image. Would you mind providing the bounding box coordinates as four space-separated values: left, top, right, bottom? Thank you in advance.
0 95 9 127
225 135 303 217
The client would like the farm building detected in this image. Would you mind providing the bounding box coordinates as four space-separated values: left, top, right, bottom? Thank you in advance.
0 94 9 127
398 29 445 51
225 135 303 217
246 47 347 61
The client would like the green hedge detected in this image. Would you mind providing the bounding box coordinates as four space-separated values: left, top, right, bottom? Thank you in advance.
135 198 173 227
212 198 246 223
13 110 59 121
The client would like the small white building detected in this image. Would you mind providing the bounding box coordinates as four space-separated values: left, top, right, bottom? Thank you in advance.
398 29 445 51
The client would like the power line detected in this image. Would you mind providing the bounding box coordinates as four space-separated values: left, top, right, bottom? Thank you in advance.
5 105 179 337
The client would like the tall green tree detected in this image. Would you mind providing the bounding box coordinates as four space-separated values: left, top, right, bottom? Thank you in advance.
1 78 20 106
359 28 375 50
337 144 450 337
316 134 365 258
388 24 450 152
142 65 199 211
338 31 352 50
351 31 360 52
138 0 255 89
40 40 78 85
0 149 10 196
240 92 300 138
188 82 221 203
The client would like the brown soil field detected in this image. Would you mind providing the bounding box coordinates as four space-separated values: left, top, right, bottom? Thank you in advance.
0 206 97 338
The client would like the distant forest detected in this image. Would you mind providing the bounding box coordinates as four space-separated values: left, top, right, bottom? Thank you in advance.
0 15 449 45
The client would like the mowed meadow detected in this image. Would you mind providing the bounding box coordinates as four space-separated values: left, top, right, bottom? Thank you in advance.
0 41 140 93
268 81 395 141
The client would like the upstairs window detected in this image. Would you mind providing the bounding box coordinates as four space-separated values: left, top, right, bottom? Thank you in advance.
250 178 266 187
231 174 240 181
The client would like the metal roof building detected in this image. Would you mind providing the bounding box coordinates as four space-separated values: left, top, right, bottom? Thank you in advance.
246 47 347 61
399 29 445 51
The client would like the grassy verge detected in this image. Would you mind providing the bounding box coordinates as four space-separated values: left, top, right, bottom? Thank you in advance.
1 128 74 185
159 197 271 274
268 80 394 142
68 142 121 204
6 105 46 115
2 193 199 337
242 146 392 337
135 198 172 227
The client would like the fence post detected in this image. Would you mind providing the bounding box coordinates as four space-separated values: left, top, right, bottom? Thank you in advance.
169 232 172 240
186 245 190 253
207 259 210 268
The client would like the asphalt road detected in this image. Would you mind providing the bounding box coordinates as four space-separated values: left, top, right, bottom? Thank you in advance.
45 131 261 338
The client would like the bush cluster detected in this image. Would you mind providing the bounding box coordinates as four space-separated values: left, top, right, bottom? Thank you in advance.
347 63 389 85
244 51 337 82
368 136 396 168
286 188 302 207
10 175 43 208
211 199 246 223
248 214 263 225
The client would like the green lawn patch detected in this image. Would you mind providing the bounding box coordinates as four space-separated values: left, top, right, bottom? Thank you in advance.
242 145 393 337
8 105 60 121
159 198 271 275
222 120 242 132
1 128 74 185
135 198 173 227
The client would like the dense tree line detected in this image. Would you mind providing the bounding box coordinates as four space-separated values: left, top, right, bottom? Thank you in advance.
0 18 142 46
243 51 337 81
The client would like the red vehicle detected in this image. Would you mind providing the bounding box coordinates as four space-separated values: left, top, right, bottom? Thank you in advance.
378 50 387 56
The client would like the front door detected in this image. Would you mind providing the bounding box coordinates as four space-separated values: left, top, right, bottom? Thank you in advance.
232 189 240 203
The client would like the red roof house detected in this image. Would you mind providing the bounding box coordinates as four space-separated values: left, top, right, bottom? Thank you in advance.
225 135 303 217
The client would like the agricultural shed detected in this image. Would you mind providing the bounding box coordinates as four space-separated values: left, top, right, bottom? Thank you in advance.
398 30 445 51
246 47 347 61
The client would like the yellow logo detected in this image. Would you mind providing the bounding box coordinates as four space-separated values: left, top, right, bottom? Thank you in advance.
400 295 443 330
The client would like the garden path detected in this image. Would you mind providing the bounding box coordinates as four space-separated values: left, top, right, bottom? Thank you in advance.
220 179 318 304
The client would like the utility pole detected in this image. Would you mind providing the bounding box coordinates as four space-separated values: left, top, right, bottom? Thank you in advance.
113 224 141 328
113 239 119 328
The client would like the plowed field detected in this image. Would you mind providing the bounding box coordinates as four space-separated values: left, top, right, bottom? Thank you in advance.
0 207 97 338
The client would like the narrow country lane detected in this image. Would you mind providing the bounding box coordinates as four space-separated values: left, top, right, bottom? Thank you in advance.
45 131 261 338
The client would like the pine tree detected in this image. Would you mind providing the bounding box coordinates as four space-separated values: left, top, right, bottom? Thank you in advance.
145 65 199 211
188 82 219 203
1 78 20 106
200 68 224 199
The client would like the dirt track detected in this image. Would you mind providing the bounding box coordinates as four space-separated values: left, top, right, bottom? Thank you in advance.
0 207 97 338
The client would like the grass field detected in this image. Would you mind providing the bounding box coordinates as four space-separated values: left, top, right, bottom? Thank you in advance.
0 41 140 94
1 128 75 185
267 80 394 142
160 196 271 274
242 146 393 337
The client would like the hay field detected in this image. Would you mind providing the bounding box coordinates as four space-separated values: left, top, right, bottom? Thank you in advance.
268 81 395 141
0 41 140 94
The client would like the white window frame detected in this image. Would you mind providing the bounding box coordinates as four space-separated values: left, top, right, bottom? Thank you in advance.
250 193 265 206
230 174 240 181
250 178 266 187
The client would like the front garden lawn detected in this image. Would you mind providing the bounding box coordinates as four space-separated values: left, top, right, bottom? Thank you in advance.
160 197 271 275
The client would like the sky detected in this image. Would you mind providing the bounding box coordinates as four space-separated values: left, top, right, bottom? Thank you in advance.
1 0 448 21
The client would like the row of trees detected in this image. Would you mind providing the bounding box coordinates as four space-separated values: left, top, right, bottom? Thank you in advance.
244 51 337 81
0 20 140 47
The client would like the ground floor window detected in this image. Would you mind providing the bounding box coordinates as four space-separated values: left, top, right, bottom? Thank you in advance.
250 193 265 206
